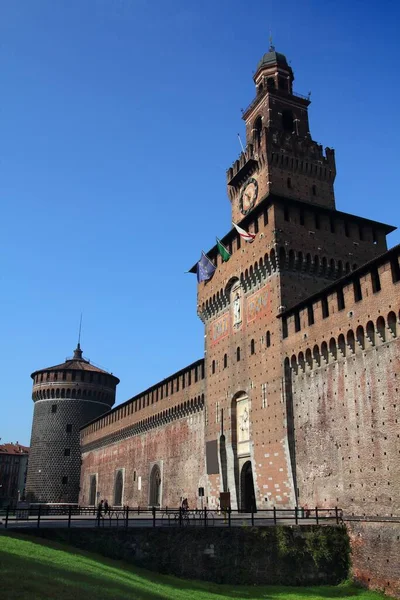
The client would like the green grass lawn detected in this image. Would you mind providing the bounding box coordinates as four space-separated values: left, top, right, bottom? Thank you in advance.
0 532 391 600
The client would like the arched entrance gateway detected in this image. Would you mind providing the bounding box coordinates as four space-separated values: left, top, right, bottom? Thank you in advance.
241 461 256 512
149 464 161 507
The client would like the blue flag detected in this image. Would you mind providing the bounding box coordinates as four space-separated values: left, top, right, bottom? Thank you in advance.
197 252 216 283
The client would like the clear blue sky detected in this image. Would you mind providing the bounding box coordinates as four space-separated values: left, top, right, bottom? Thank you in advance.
1 0 399 446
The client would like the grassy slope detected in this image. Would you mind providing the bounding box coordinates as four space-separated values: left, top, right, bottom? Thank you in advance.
0 533 391 600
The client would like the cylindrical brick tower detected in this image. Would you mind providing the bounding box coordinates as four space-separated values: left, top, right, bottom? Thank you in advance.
25 344 119 504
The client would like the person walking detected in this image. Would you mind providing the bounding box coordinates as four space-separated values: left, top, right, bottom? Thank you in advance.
97 499 104 522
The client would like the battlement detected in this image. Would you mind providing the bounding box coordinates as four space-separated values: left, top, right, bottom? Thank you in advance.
226 143 259 188
280 245 400 349
80 358 205 442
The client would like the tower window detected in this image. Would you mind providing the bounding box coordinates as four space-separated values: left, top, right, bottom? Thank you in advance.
266 331 271 347
250 339 255 355
371 268 381 293
253 116 263 145
294 312 301 332
64 448 70 457
282 110 294 132
284 206 290 221
312 184 317 196
287 178 292 190
267 77 275 90
223 354 228 368
354 279 362 302
212 360 216 375
390 257 400 283
51 404 57 414
307 305 314 326
282 317 288 339
322 297 329 318
62 371 66 381
236 347 241 362
337 288 345 311
278 76 287 91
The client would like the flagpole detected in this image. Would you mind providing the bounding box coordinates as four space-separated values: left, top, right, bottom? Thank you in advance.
237 133 245 155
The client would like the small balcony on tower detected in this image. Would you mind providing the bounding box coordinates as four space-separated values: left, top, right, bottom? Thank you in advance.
242 85 310 122
227 143 258 188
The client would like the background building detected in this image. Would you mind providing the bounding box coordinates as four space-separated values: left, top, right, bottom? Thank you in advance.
0 442 29 508
25 344 119 503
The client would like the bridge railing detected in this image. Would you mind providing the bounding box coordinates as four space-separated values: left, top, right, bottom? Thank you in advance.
0 505 343 529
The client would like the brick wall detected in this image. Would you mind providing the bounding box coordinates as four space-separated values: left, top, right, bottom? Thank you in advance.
80 360 205 508
347 521 400 599
80 407 205 509
282 249 400 516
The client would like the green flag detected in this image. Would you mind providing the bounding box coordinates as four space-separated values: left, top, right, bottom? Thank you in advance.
216 238 231 262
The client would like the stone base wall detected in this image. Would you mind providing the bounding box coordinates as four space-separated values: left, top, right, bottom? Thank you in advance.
18 525 350 586
347 521 400 599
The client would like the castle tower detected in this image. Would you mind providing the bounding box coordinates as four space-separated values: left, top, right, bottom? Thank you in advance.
227 45 336 225
26 344 119 503
197 45 394 512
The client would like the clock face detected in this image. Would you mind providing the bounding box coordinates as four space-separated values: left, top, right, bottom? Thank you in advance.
239 177 258 215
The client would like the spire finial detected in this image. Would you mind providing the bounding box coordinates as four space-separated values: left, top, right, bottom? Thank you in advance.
78 313 82 347
269 30 275 52
73 313 83 359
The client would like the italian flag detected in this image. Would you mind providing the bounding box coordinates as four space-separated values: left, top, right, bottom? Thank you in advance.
216 238 231 262
232 222 256 243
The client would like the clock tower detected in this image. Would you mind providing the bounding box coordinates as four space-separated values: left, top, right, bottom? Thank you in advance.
227 45 336 223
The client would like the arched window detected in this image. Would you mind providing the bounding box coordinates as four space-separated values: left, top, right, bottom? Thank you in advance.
388 311 397 337
114 470 124 506
338 334 346 357
282 110 294 132
366 321 375 345
356 326 365 349
149 464 161 507
89 475 97 506
321 341 329 364
305 348 313 369
329 338 337 360
212 360 216 374
250 339 255 355
236 347 241 362
267 77 275 90
347 330 355 353
224 353 228 368
377 316 386 341
313 345 320 367
266 331 271 347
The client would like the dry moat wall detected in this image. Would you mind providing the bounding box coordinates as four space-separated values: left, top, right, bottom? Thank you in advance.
18 526 349 586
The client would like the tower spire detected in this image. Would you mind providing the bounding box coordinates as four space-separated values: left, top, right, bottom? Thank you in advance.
269 30 275 52
73 313 83 359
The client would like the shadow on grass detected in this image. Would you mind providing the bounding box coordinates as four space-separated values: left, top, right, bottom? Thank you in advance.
0 532 386 600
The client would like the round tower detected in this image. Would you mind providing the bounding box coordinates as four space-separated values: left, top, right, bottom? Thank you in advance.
25 344 119 504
